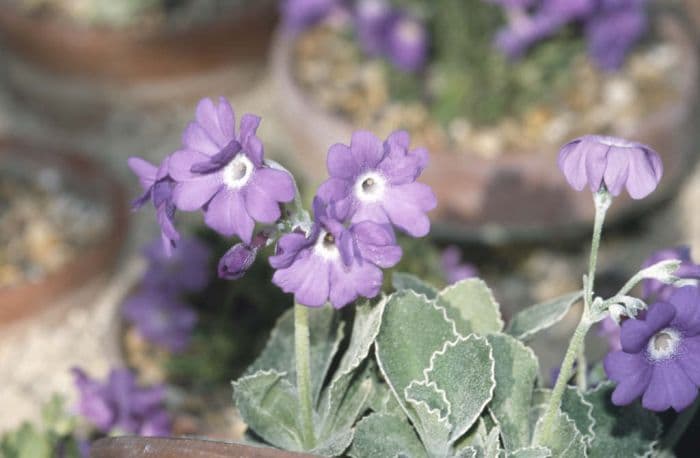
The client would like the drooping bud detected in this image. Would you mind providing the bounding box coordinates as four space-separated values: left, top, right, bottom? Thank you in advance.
218 243 258 280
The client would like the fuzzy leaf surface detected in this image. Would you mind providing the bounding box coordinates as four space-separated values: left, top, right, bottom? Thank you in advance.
584 382 661 458
232 370 303 451
392 272 439 299
245 306 344 404
506 292 582 341
439 279 504 335
486 334 539 451
532 409 586 458
348 413 428 458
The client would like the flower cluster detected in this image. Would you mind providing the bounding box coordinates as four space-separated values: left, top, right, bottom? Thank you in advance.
494 0 648 70
72 367 171 436
273 130 436 308
281 0 428 72
122 237 209 352
129 98 436 309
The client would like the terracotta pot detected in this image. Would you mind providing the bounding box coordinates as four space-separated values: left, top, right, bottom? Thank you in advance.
0 138 128 324
90 436 317 458
0 3 277 82
0 2 277 131
271 12 700 243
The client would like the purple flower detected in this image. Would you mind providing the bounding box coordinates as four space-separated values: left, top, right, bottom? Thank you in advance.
72 367 171 436
441 245 478 284
354 0 393 55
641 247 700 302
281 0 341 31
385 14 428 72
604 286 700 412
270 198 402 308
123 290 197 353
495 12 564 58
487 0 537 8
168 97 296 244
128 156 179 256
317 130 436 237
598 316 622 352
585 2 647 70
141 237 211 295
557 135 663 199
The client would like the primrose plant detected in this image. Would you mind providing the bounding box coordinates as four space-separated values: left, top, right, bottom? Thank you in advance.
131 97 700 457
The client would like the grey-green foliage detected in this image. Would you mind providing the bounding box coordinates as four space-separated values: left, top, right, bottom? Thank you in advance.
0 395 79 458
233 299 386 455
234 275 667 457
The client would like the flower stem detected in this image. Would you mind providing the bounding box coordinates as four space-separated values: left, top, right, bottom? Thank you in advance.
537 190 611 445
661 397 700 450
537 314 592 444
576 348 587 391
294 303 316 450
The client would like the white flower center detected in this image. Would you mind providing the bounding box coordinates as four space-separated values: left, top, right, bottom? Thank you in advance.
314 230 340 261
354 172 386 203
647 327 680 361
598 136 635 148
396 19 422 44
222 154 254 189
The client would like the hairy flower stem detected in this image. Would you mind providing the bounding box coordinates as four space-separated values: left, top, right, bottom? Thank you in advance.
294 303 316 450
576 350 587 390
537 190 611 445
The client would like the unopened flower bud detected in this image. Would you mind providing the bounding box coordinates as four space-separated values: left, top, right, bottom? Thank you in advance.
218 243 258 280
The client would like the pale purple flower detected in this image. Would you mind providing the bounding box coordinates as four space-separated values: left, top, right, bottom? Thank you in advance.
168 98 296 244
585 1 647 71
141 237 211 295
72 367 171 436
128 156 179 256
281 0 341 31
317 130 436 237
441 245 478 284
487 0 537 8
270 197 402 308
123 290 197 352
385 14 428 72
604 286 700 412
495 13 564 58
598 316 622 352
557 135 663 199
641 247 700 302
355 0 393 55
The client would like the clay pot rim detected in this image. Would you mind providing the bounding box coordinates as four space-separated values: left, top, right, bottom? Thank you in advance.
0 138 129 325
90 436 318 458
0 1 278 82
271 10 700 244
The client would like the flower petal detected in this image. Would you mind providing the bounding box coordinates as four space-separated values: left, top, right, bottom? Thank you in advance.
172 175 222 211
625 148 663 199
244 180 282 224
352 221 402 268
128 157 158 190
204 190 254 243
604 351 651 406
182 121 220 156
382 182 436 237
327 143 358 179
273 252 330 307
217 96 236 140
678 336 700 386
669 286 700 335
643 361 697 412
168 149 212 181
350 130 385 169
583 141 610 192
557 139 588 191
602 146 630 196
195 98 228 147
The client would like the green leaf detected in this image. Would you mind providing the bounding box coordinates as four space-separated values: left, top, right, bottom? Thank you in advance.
508 447 552 458
560 388 595 446
486 334 539 451
319 299 386 438
232 370 303 451
312 429 355 457
405 380 453 456
454 417 490 451
584 382 662 458
348 413 429 458
245 306 344 404
532 409 586 458
483 426 504 458
425 335 495 444
375 290 459 417
506 291 583 341
439 279 504 335
393 272 439 299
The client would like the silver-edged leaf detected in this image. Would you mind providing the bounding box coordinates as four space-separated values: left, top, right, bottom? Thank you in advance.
348 413 428 458
392 272 439 299
439 279 504 336
506 292 583 341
